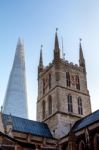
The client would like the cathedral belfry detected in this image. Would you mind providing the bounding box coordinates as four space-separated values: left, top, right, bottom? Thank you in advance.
3 38 28 118
37 31 91 139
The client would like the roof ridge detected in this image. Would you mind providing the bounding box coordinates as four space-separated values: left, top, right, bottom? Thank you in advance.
3 113 49 125
2 114 53 138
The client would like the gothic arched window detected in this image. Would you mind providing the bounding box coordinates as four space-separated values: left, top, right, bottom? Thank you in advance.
76 75 80 90
48 95 52 115
78 97 83 115
66 72 71 87
49 73 51 89
67 94 73 112
42 100 45 119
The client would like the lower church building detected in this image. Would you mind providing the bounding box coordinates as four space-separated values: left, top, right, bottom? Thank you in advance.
0 31 99 150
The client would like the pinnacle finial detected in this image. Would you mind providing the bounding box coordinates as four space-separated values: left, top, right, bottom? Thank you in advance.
56 28 58 32
40 44 43 66
54 29 60 61
38 45 43 72
41 44 43 50
54 28 59 50
79 38 82 42
79 38 86 69
79 38 82 48
79 38 83 51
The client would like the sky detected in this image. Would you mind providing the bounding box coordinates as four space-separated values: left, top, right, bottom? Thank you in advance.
0 0 99 120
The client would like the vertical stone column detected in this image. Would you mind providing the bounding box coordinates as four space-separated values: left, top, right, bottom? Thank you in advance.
0 135 3 145
15 145 17 150
56 145 62 150
15 144 23 150
35 145 40 150
0 112 4 133
67 132 77 150
93 134 99 150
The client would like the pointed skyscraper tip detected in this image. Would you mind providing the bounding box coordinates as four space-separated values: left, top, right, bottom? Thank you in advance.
17 37 24 47
79 38 86 69
13 37 25 69
3 39 28 119
54 28 60 61
18 37 21 44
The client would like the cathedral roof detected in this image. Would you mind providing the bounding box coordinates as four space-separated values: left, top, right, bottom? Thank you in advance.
2 114 53 139
72 109 99 132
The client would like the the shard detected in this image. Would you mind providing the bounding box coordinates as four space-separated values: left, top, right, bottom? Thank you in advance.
3 38 28 118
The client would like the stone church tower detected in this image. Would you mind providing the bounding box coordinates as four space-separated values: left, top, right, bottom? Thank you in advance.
37 31 91 139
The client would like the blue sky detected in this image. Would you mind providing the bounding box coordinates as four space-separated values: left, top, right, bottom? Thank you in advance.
0 0 99 120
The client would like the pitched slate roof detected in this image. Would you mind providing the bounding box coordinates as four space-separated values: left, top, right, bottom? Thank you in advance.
2 114 53 138
72 110 99 132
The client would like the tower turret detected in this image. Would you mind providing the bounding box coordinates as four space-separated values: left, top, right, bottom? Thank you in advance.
54 29 60 62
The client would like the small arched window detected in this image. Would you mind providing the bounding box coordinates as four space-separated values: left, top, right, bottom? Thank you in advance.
78 97 83 115
66 72 71 87
67 94 73 112
76 75 80 90
42 100 45 119
49 73 51 89
48 95 52 115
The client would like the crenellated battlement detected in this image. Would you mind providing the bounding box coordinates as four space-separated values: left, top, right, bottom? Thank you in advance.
61 59 84 72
